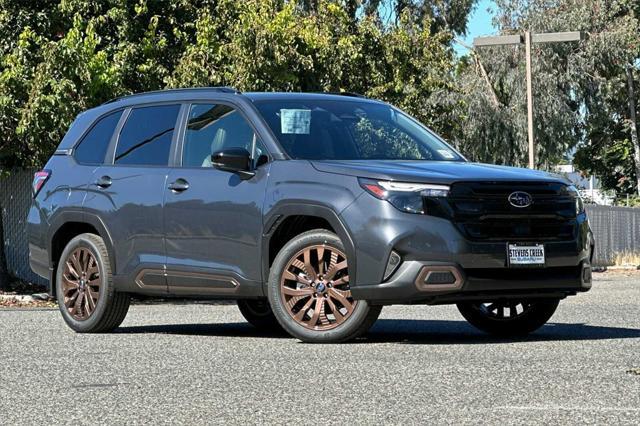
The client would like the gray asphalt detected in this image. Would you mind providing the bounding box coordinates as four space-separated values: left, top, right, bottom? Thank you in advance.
1 273 639 425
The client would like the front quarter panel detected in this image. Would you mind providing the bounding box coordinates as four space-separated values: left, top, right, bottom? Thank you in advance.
263 160 363 280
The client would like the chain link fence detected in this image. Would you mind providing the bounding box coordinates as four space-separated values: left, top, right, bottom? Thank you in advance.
1 170 638 286
585 204 640 265
0 169 46 285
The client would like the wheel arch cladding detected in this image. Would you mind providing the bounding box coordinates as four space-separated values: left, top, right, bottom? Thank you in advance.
262 203 358 287
48 212 117 294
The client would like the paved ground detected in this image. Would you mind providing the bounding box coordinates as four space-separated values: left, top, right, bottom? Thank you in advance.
0 273 639 425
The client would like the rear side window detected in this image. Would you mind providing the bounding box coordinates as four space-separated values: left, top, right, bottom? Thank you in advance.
74 110 123 165
114 104 180 166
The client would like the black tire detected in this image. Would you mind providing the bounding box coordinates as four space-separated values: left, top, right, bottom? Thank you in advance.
267 229 381 343
56 233 130 333
457 299 560 336
237 299 283 331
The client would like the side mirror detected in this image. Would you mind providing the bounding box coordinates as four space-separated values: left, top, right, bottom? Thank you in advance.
211 148 255 179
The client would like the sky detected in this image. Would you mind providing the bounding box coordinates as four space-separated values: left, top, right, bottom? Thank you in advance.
454 0 498 56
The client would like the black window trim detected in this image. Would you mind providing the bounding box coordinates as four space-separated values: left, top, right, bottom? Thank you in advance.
105 101 184 168
72 108 126 166
174 99 273 170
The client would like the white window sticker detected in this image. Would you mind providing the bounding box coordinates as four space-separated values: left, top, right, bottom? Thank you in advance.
438 149 455 159
280 109 311 134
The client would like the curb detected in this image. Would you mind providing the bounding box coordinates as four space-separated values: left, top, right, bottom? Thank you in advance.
606 266 640 271
0 293 54 303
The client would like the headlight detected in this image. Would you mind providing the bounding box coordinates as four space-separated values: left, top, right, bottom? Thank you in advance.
567 185 585 215
576 196 585 215
359 178 450 214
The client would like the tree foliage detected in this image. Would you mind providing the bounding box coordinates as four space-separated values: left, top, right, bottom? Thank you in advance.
2 0 639 198
0 0 470 171
452 0 640 195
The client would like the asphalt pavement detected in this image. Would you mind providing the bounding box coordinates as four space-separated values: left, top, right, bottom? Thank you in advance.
1 273 639 425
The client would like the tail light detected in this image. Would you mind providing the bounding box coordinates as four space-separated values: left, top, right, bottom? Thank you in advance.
32 170 51 197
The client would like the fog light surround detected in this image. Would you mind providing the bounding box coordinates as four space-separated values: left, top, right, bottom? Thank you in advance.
383 250 402 281
415 265 464 292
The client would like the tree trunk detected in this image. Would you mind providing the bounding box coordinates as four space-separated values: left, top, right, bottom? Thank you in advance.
626 65 640 196
0 201 9 290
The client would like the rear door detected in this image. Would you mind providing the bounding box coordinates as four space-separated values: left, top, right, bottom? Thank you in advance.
163 102 270 296
83 103 182 294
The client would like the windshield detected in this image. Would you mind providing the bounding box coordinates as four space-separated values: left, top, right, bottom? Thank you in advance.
253 98 463 161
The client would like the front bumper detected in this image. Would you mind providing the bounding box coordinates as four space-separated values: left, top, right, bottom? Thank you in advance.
351 260 592 305
341 191 593 305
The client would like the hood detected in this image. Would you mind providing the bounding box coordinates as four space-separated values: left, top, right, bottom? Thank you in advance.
310 160 569 185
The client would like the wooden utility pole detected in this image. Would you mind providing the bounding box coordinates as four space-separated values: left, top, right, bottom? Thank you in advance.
474 31 583 169
525 31 535 169
626 65 640 196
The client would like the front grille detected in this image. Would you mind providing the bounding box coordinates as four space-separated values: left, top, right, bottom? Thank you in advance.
437 181 578 242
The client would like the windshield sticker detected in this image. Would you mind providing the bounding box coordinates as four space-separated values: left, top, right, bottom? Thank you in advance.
438 149 455 159
280 109 311 134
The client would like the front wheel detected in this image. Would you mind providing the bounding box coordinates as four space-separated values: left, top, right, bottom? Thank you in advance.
267 229 381 343
457 299 560 336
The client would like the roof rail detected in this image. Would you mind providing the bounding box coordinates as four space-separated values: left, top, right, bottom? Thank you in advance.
104 86 241 104
324 91 367 98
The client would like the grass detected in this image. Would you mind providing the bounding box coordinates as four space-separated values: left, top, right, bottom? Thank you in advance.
612 251 640 267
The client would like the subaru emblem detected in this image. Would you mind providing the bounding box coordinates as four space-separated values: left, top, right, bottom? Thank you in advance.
508 191 532 208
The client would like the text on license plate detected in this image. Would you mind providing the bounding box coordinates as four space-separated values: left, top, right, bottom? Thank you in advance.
508 244 545 265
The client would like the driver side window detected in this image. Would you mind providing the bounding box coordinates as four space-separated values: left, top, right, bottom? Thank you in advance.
182 103 267 168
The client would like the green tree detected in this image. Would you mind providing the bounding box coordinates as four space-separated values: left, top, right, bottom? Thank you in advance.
0 0 477 287
452 0 640 196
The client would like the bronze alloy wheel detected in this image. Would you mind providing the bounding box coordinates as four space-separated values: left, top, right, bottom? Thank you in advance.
280 244 356 331
61 248 101 321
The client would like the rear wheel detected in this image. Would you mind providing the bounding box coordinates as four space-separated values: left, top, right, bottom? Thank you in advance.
237 299 282 331
457 299 560 336
267 229 381 343
56 233 130 333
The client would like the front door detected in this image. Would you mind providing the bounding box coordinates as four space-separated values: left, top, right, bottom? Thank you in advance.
163 102 270 296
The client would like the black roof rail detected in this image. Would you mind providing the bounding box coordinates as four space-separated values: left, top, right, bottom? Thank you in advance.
324 91 367 98
103 86 240 104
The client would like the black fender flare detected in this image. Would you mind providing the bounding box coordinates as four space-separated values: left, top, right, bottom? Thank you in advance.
261 202 357 286
47 209 116 272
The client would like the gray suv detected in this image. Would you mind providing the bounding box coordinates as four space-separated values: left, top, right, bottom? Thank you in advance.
28 88 593 343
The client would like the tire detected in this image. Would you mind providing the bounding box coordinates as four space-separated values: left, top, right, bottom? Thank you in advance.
237 299 283 332
457 299 560 336
56 233 130 333
267 229 381 343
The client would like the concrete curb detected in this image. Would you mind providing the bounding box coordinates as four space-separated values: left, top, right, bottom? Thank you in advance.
0 293 53 303
0 294 35 302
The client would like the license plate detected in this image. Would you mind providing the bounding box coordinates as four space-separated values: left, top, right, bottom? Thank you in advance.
508 244 545 266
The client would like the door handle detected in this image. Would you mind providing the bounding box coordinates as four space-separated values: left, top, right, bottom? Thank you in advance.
168 178 189 192
94 175 112 189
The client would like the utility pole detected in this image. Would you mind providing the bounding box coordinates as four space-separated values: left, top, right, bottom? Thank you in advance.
525 31 534 170
626 65 640 196
473 31 584 169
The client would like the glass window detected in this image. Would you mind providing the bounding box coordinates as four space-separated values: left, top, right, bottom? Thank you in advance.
182 104 265 168
74 110 123 165
253 99 463 161
115 104 180 166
